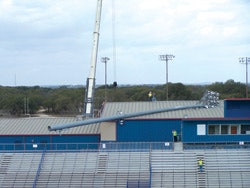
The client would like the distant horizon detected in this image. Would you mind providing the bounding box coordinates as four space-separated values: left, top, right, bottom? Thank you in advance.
1 80 247 88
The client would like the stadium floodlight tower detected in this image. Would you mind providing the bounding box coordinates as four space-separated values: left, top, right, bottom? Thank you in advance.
159 54 175 100
239 57 250 98
83 0 103 118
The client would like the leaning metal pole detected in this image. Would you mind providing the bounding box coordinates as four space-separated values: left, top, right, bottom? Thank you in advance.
48 90 219 132
49 104 205 131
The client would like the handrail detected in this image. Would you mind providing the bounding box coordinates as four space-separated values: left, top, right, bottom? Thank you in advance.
32 149 46 188
0 141 249 152
0 142 173 152
183 141 250 150
149 164 152 188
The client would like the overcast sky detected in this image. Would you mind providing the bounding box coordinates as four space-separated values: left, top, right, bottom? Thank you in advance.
0 0 250 86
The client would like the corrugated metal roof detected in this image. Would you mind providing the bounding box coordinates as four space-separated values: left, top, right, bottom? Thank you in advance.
0 100 224 135
0 117 100 135
101 100 224 119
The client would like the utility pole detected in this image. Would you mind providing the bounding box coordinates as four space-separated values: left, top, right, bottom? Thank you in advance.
101 57 110 101
159 54 175 100
24 97 29 116
239 57 250 98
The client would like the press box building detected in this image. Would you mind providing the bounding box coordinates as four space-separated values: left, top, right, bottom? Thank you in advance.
0 98 249 150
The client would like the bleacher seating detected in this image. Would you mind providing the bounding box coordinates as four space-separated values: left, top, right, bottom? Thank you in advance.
36 152 98 187
205 150 250 188
36 151 150 187
0 152 42 188
0 148 249 187
151 151 198 188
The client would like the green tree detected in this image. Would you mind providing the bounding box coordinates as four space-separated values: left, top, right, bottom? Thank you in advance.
168 83 193 100
0 80 247 116
208 79 245 99
44 87 83 114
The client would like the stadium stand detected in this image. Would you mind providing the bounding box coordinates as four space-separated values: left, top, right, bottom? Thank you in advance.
0 152 42 188
36 151 150 187
36 152 99 187
205 149 250 188
0 148 249 187
151 151 198 188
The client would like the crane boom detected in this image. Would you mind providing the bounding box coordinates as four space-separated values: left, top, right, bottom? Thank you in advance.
84 0 103 118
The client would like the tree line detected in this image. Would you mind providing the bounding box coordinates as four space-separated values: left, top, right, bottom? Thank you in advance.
0 79 247 116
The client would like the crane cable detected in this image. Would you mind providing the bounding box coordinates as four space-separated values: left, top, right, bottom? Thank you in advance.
112 0 117 87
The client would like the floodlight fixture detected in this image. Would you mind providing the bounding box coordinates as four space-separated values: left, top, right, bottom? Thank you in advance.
199 90 220 108
159 54 175 61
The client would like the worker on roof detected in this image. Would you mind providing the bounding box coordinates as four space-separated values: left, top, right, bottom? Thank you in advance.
148 91 153 101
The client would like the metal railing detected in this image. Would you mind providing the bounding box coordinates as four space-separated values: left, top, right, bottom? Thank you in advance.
99 142 173 151
0 141 249 152
32 149 46 188
183 141 250 150
0 142 173 152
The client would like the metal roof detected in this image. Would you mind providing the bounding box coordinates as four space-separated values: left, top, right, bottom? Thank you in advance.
101 100 224 119
0 117 100 135
0 100 224 135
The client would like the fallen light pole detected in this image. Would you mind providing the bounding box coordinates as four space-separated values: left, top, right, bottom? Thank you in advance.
48 90 219 132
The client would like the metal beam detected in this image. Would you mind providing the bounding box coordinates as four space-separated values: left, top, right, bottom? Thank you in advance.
48 90 219 132
48 104 204 131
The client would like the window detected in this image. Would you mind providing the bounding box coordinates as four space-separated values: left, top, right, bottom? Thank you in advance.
208 125 219 134
208 124 241 135
197 124 206 135
241 124 250 134
221 125 229 134
230 125 238 134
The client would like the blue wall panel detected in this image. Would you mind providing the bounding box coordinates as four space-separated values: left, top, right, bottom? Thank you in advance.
51 135 99 143
117 119 181 142
24 135 51 150
183 120 250 143
51 135 100 150
0 136 25 150
0 134 100 151
224 100 250 118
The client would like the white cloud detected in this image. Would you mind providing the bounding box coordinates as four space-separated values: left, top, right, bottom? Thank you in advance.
0 0 250 86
